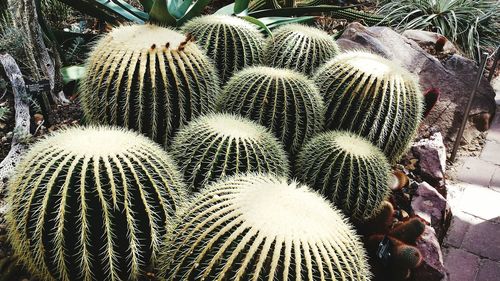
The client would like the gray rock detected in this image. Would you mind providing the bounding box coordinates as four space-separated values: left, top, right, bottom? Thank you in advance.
411 181 449 239
413 225 448 281
337 23 496 144
402 29 458 54
411 132 447 186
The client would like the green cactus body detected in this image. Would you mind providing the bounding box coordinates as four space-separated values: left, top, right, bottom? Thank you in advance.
6 126 187 281
296 130 391 220
182 15 265 83
160 173 371 281
394 244 423 269
170 113 288 191
218 66 325 154
314 51 424 162
80 24 220 147
264 24 340 75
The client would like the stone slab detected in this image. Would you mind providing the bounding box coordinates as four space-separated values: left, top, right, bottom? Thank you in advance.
485 111 500 143
459 185 500 222
476 259 500 281
490 168 500 193
444 211 482 248
457 158 496 187
444 248 480 281
462 220 500 260
480 141 500 165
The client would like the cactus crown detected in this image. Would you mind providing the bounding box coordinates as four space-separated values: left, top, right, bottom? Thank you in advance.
160 173 371 281
218 66 325 154
182 15 265 82
264 23 340 75
6 126 187 281
80 24 220 147
314 51 424 162
170 113 288 190
296 130 391 221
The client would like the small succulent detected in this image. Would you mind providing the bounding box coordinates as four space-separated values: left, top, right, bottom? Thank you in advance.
218 66 325 154
159 173 371 281
6 126 188 281
170 113 289 190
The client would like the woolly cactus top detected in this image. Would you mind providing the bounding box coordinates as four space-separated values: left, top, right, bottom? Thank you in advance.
185 14 256 29
331 132 380 157
101 24 186 50
276 23 333 42
202 113 264 138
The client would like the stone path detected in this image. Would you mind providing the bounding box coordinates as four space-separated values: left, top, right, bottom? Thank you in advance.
443 107 500 281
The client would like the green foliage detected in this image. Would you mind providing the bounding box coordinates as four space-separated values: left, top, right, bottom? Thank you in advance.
159 173 371 281
296 130 391 220
80 24 220 147
263 23 340 75
218 66 325 154
378 0 499 60
182 15 265 83
0 106 10 122
170 113 289 190
314 51 424 162
6 126 188 281
40 0 72 29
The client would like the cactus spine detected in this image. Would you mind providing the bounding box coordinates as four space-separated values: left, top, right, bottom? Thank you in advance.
314 51 424 162
159 173 371 281
218 66 325 154
6 126 187 281
182 15 265 83
80 24 220 147
296 130 391 220
170 113 288 190
264 23 340 75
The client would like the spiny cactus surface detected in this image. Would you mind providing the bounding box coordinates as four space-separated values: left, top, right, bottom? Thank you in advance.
264 23 340 75
314 51 424 162
296 131 391 220
182 15 265 83
80 24 220 147
6 126 187 281
170 113 288 190
160 173 371 281
218 66 325 154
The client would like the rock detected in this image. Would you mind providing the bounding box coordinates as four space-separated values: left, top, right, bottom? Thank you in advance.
402 30 458 54
412 225 448 281
337 23 497 145
411 132 446 186
411 182 449 239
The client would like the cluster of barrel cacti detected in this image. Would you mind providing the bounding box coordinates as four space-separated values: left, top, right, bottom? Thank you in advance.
4 13 427 281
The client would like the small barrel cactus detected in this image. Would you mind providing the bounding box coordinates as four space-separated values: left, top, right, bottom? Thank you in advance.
6 126 188 281
314 51 424 162
264 23 340 75
159 173 371 281
218 66 325 154
80 24 220 147
295 130 391 220
182 15 265 83
170 113 288 190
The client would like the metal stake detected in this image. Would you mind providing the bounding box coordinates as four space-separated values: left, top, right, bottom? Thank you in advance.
488 46 499 82
450 52 489 162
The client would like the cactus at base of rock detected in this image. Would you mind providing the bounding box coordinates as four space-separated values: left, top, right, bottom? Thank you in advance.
159 173 371 281
6 126 187 281
80 24 220 147
296 130 391 220
170 113 289 190
314 51 424 162
391 217 426 243
264 23 340 75
182 15 265 82
218 66 325 154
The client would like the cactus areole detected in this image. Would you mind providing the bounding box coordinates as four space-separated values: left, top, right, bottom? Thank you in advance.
80 24 220 147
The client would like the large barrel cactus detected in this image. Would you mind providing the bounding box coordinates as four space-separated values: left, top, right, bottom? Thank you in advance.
218 66 325 154
182 15 265 83
159 173 371 281
314 51 424 162
80 24 220 147
6 126 187 281
170 113 288 190
264 23 340 75
296 130 391 221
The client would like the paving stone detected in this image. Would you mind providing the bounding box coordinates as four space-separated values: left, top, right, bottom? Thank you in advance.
447 183 466 209
476 259 500 281
444 211 482 248
457 158 496 186
458 185 500 222
486 112 500 143
490 167 500 193
444 248 480 281
462 220 500 261
480 141 500 165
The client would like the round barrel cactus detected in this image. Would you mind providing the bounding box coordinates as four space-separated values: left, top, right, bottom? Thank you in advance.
182 15 265 83
296 130 391 220
159 173 371 281
264 23 340 75
6 126 188 281
218 66 325 154
80 24 220 147
314 51 424 162
170 113 288 190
